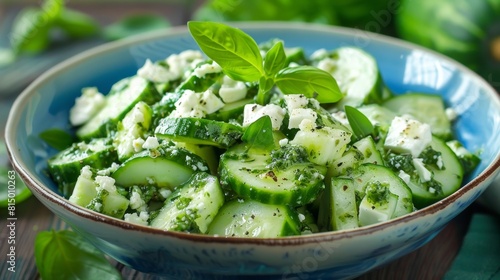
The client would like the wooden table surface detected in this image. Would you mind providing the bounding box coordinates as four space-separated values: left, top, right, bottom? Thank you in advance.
0 1 482 279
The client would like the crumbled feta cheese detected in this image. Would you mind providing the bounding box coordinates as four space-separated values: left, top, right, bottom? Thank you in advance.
445 108 458 121
69 87 106 126
193 61 222 78
298 118 316 131
384 115 432 157
80 165 93 179
137 59 174 83
278 138 289 147
219 76 248 103
298 213 306 222
288 108 318 129
129 191 146 210
243 103 286 130
122 106 145 128
398 170 411 184
412 158 432 182
436 155 444 169
170 90 224 118
284 94 309 110
200 90 225 114
95 175 116 192
96 162 120 176
331 110 351 127
132 138 145 152
124 211 149 226
142 136 160 150
159 188 172 199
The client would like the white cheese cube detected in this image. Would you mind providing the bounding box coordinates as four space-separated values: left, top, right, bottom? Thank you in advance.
412 158 432 182
398 170 411 184
95 175 116 192
200 90 225 114
243 104 285 130
69 87 106 126
142 136 160 150
219 76 248 103
193 61 222 78
288 108 318 129
384 116 432 157
284 94 309 110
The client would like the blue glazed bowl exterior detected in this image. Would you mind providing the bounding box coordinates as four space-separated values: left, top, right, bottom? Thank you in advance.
5 23 500 279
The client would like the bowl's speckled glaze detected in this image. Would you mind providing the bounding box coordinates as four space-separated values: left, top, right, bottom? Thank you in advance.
6 23 500 279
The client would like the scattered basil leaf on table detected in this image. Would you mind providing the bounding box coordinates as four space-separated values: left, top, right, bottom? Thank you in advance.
275 66 343 103
344 105 374 141
55 9 100 39
39 128 75 151
0 139 31 207
35 230 122 280
103 14 171 41
241 116 275 151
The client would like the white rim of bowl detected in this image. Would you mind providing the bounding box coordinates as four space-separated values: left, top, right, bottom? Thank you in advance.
5 22 500 245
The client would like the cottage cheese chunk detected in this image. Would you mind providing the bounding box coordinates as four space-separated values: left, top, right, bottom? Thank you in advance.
69 87 106 126
384 115 432 157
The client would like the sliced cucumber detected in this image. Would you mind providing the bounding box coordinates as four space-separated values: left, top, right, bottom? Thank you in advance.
358 182 399 227
151 92 182 127
176 60 224 92
112 142 209 189
114 101 153 161
206 98 253 122
155 117 243 148
319 177 359 231
48 138 117 197
150 172 225 233
76 76 161 140
331 136 384 176
68 166 97 207
404 137 464 208
446 140 481 174
174 142 218 175
207 199 301 238
219 144 326 206
383 93 452 140
347 163 414 218
312 47 391 108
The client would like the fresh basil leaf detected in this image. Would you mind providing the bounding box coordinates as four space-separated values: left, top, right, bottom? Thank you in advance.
35 230 122 280
344 105 374 140
10 0 64 54
188 21 264 82
55 9 100 39
242 116 275 151
0 165 31 208
275 66 343 103
39 129 75 151
263 41 286 77
256 76 275 105
103 14 170 41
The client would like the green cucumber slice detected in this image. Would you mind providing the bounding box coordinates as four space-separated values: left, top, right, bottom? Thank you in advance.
383 93 452 140
207 199 301 237
112 142 209 189
150 172 225 233
405 137 464 208
48 138 117 197
312 47 391 108
320 177 359 231
76 76 161 140
219 144 326 206
347 163 414 218
155 117 243 148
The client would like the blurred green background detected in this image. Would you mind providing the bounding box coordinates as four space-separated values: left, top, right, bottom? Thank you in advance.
1 0 499 95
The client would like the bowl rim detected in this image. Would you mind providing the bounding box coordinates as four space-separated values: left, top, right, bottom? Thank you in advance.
5 22 500 245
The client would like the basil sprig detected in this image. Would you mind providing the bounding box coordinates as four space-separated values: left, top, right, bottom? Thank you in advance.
188 21 343 105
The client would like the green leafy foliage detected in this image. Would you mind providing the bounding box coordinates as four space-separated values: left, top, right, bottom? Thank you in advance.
241 116 275 151
188 21 264 82
275 66 343 103
103 14 171 41
344 105 374 140
39 128 75 151
35 230 122 280
263 41 287 77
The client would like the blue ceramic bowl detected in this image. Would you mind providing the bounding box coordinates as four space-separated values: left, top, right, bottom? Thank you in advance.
5 23 500 279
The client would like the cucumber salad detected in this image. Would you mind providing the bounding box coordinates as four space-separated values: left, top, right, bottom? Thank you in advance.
45 22 480 238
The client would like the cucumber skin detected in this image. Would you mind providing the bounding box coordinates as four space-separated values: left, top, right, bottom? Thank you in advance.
219 145 326 207
112 143 209 188
76 76 162 141
155 117 243 148
48 139 118 198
